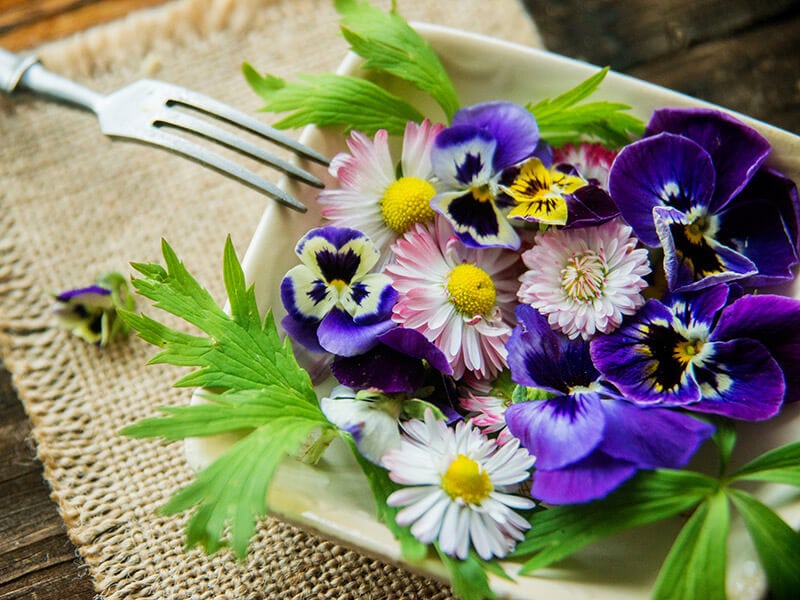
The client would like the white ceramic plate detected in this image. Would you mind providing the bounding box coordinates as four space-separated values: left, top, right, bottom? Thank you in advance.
185 24 800 599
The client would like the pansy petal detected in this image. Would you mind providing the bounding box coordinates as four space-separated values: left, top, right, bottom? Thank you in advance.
431 125 496 189
609 133 715 246
280 314 324 353
563 184 620 228
598 399 714 468
433 190 520 249
713 294 800 403
716 168 800 287
665 284 730 330
451 101 540 170
590 299 702 405
320 394 402 464
280 265 334 321
690 339 784 421
506 304 568 393
317 308 394 357
332 345 427 393
341 273 397 323
377 327 453 375
504 393 604 470
531 453 637 504
645 108 771 212
653 205 757 292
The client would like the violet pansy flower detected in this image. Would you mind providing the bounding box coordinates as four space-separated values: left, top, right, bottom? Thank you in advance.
331 326 453 394
280 227 397 357
504 305 713 504
608 107 800 292
430 101 542 249
591 283 800 420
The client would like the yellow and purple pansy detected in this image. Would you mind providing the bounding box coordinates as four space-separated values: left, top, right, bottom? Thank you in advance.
429 101 543 249
590 283 800 421
280 226 398 356
608 107 800 292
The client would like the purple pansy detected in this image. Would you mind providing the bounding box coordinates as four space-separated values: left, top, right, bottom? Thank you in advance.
280 227 397 357
608 107 800 292
331 326 453 393
591 283 800 420
504 304 713 504
430 101 544 249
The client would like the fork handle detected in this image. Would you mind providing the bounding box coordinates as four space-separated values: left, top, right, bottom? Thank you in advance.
0 47 102 112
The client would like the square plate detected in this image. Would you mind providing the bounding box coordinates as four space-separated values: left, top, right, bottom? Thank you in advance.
185 23 800 599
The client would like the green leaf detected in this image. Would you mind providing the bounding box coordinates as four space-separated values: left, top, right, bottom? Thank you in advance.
436 547 496 600
527 68 645 147
652 491 730 600
335 0 459 120
124 237 317 400
244 69 424 135
161 418 323 558
512 469 714 573
731 440 800 486
121 237 335 558
728 489 800 600
342 434 428 561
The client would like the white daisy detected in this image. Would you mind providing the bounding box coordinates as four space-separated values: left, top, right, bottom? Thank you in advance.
383 410 536 561
517 219 651 339
386 217 520 380
318 119 443 256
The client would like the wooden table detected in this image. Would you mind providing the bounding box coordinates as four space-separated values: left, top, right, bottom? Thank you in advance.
1 1 798 598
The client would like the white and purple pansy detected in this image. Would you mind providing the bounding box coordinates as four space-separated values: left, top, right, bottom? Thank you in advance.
590 283 800 421
504 305 714 504
280 227 398 357
430 101 543 249
608 107 800 292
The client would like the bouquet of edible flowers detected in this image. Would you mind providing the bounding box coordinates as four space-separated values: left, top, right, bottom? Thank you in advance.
120 2 800 598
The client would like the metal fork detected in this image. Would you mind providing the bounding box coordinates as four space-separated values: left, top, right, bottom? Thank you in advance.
0 49 327 212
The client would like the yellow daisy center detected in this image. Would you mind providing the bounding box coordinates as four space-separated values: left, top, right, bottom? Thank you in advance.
446 263 496 316
441 454 493 505
380 176 437 234
560 251 607 302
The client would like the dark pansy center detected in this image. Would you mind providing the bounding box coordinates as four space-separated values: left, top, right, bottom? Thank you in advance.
316 248 360 286
639 322 701 393
455 152 485 186
447 192 501 237
669 220 724 279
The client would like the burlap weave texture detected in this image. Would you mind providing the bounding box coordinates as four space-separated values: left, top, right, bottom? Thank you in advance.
0 0 542 597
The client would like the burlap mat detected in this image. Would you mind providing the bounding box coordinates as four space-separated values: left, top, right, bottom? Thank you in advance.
0 0 542 597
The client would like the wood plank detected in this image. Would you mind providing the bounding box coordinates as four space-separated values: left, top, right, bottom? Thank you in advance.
0 0 169 50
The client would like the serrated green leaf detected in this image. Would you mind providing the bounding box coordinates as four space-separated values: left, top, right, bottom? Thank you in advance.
246 70 424 135
652 491 729 600
123 237 317 399
527 68 645 147
121 236 334 559
160 419 322 558
513 469 714 573
436 546 496 600
727 489 800 600
342 434 428 561
335 0 459 119
731 440 800 486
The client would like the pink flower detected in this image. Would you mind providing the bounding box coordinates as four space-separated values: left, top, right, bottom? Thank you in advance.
318 119 443 257
552 142 617 189
386 217 520 380
517 219 651 340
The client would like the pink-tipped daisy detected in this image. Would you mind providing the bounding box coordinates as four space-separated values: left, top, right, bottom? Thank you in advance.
318 119 444 256
383 409 536 560
517 219 651 340
459 391 514 446
552 142 617 189
386 217 521 380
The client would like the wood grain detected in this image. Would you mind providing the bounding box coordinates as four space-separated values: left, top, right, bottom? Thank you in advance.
1 1 799 598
